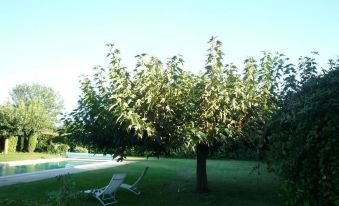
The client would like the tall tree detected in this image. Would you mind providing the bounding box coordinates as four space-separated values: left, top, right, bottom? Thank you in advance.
65 38 285 192
10 83 64 123
6 84 64 151
0 103 18 137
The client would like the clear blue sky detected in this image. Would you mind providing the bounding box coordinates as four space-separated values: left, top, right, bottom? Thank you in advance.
1 0 338 112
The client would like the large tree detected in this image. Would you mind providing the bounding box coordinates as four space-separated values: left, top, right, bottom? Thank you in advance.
0 103 18 138
65 38 287 192
10 83 64 124
0 83 64 152
0 103 19 154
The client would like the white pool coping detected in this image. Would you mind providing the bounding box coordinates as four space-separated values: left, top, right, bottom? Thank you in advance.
0 158 66 166
0 158 108 166
0 158 134 187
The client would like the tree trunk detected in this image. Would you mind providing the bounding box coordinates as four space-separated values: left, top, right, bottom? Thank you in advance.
17 136 25 151
24 136 29 152
196 143 209 192
3 138 9 154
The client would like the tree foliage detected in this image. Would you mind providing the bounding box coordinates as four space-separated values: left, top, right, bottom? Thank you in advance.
0 103 18 137
64 37 293 191
11 83 64 131
0 84 64 152
266 58 339 205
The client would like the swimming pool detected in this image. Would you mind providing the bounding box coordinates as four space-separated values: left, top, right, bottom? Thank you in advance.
0 160 102 176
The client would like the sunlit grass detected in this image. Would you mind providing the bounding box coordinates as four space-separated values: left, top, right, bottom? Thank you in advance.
0 152 62 162
125 156 148 161
0 158 281 205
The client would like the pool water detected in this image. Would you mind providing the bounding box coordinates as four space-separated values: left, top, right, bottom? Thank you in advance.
0 160 100 176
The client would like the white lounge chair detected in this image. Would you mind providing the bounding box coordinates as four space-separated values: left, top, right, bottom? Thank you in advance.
84 173 126 205
120 167 149 195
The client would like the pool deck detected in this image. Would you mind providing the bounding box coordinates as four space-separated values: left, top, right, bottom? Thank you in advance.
0 159 133 187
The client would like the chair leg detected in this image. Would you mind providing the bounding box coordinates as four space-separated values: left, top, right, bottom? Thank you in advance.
130 188 141 195
121 185 141 195
95 196 107 206
95 193 118 206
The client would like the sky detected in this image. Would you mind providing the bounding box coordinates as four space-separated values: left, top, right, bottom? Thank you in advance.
0 0 339 113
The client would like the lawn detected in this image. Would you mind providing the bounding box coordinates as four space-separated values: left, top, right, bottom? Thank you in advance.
0 158 281 206
0 152 62 162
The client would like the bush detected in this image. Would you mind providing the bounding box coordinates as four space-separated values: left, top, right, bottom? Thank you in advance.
28 135 38 153
35 134 52 152
73 146 88 153
8 136 18 152
267 69 339 205
47 143 70 154
35 133 65 153
56 144 70 154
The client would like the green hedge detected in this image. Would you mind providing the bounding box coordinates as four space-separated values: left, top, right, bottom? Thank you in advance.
8 136 18 152
73 146 88 153
28 135 38 153
267 69 339 205
35 133 53 152
47 143 69 154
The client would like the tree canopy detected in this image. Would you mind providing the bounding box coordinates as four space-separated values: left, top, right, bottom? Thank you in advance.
10 83 64 126
0 83 64 152
0 103 18 138
65 37 304 191
64 37 339 192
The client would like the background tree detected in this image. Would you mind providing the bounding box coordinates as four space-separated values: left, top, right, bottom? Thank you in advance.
10 83 64 124
0 103 18 138
0 103 19 154
1 83 64 152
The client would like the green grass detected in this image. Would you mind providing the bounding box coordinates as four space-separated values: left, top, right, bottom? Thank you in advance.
0 158 281 205
0 152 62 162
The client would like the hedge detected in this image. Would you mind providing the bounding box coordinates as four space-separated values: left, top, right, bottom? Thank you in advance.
8 136 18 152
28 135 38 153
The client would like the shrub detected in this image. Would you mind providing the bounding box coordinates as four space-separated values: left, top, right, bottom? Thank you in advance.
8 136 18 152
73 146 88 153
28 135 38 152
46 144 55 153
35 134 51 152
56 143 70 154
267 69 339 205
47 143 70 154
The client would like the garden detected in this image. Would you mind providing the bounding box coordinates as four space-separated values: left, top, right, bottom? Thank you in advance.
0 38 338 205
